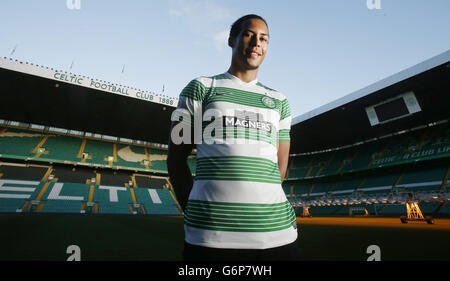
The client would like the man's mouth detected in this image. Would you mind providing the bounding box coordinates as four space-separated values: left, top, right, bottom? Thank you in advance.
247 50 261 58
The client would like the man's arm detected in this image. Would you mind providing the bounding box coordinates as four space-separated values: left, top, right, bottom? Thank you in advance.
167 123 194 213
277 141 290 183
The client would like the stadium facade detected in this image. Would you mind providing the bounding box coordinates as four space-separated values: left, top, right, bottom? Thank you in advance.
0 50 449 218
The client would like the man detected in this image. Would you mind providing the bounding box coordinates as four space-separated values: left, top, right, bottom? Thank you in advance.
167 14 300 261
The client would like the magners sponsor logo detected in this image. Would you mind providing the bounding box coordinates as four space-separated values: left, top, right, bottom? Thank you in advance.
223 110 272 133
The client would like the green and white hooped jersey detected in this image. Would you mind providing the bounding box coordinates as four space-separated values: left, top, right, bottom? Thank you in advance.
175 72 297 249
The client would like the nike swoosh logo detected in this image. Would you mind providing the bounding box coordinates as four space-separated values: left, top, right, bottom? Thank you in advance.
215 91 230 96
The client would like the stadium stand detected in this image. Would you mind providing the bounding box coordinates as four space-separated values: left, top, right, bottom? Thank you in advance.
284 117 450 216
0 124 196 175
0 177 180 215
0 179 36 212
94 184 134 214
82 138 113 166
134 174 168 189
98 169 133 186
134 188 179 215
0 122 183 216
417 201 441 216
0 127 42 159
331 176 364 195
50 164 96 184
288 122 450 181
39 182 90 214
396 165 447 193
357 171 401 195
439 202 450 215
0 51 449 220
0 163 49 181
115 143 148 170
38 134 82 163
146 147 168 173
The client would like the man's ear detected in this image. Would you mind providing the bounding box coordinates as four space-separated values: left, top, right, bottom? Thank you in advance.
228 36 234 48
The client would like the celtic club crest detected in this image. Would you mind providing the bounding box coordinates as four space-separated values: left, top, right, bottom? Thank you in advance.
261 96 276 108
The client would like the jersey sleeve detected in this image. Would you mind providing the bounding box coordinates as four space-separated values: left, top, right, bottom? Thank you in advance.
278 98 291 142
174 78 207 127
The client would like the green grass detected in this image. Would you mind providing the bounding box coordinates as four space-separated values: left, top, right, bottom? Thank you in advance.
0 214 449 261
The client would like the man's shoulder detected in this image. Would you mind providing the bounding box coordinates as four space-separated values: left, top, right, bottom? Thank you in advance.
181 74 227 99
191 73 230 85
256 81 287 101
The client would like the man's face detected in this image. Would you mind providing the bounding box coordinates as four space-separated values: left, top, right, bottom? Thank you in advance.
230 18 269 71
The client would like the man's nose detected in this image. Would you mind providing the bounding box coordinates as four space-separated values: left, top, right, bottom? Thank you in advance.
249 35 259 47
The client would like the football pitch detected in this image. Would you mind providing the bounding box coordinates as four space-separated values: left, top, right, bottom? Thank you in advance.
1 213 449 261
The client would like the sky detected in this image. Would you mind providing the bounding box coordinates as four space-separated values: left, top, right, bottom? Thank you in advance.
1 0 449 119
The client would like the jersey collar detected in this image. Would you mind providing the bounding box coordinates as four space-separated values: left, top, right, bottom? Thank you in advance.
224 72 258 87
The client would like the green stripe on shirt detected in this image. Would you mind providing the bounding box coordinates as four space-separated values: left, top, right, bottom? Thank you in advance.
184 200 296 232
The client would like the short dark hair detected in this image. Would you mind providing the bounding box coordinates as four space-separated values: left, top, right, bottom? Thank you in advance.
229 14 268 40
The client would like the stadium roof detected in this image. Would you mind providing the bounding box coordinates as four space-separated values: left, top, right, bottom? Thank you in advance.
290 50 450 154
0 57 178 144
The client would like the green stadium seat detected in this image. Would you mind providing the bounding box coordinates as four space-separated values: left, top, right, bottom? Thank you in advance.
330 177 364 195
290 182 313 199
377 204 405 215
0 198 26 212
309 205 341 216
83 139 113 166
135 188 179 215
419 201 441 215
39 134 82 163
94 185 133 214
396 166 446 192
438 202 450 215
39 182 90 213
115 143 148 170
187 157 197 175
0 179 44 212
0 127 43 158
357 172 400 195
40 200 83 213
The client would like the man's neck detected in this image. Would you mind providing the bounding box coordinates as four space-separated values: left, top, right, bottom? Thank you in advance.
227 65 258 83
